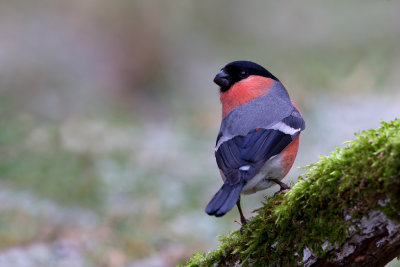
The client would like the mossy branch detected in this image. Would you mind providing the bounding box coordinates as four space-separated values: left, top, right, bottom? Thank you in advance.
183 119 400 267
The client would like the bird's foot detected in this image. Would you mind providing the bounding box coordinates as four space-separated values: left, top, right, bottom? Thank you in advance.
271 179 291 196
274 188 289 196
234 217 248 226
235 217 249 234
239 220 248 234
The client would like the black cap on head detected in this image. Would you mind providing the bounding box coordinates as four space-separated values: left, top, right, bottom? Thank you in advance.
214 61 278 92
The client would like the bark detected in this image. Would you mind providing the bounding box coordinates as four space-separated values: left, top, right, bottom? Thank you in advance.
304 210 400 267
216 210 400 267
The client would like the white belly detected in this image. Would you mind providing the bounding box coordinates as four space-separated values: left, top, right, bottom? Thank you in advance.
241 154 285 195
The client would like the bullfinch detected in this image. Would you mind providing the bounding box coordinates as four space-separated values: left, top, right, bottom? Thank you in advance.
205 61 305 224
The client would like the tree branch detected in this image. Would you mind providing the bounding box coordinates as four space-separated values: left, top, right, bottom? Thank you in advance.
183 119 400 267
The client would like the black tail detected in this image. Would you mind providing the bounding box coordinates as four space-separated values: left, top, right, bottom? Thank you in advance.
205 181 244 217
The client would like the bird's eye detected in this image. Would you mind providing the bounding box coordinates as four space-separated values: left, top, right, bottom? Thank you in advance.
239 71 248 79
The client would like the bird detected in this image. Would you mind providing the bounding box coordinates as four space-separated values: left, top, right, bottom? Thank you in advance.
205 61 305 224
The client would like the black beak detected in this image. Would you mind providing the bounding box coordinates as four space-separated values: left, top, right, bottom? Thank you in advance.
213 70 230 89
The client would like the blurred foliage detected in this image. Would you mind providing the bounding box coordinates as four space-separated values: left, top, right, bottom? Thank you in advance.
0 104 102 208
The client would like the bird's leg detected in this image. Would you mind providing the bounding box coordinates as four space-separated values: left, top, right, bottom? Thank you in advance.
271 179 291 196
236 196 248 225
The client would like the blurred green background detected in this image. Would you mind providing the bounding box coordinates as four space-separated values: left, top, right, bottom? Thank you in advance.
0 1 399 266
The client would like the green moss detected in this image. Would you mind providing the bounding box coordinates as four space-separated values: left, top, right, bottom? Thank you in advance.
184 119 400 266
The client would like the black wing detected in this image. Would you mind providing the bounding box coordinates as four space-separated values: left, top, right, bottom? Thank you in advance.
215 113 305 185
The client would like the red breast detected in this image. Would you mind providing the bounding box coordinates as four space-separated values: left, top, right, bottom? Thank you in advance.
220 76 274 118
280 134 300 176
281 101 302 175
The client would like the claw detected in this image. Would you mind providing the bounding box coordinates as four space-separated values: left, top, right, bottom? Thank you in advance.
271 179 291 196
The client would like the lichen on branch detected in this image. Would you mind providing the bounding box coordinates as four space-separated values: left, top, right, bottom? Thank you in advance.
183 119 400 267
